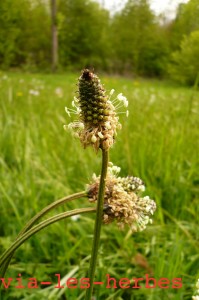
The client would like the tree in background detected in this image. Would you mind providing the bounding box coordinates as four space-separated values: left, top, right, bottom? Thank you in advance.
57 0 111 70
0 0 29 68
21 0 51 70
168 30 199 85
0 0 51 70
51 0 58 72
109 0 168 76
0 0 198 82
166 0 199 84
169 0 199 50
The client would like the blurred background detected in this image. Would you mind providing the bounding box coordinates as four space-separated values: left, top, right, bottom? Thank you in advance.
0 0 199 84
0 1 198 300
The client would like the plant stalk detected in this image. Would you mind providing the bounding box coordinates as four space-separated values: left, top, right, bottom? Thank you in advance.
0 207 96 268
19 191 87 235
85 149 109 300
0 191 87 278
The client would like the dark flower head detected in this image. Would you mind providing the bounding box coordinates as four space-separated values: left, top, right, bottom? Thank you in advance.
64 69 128 151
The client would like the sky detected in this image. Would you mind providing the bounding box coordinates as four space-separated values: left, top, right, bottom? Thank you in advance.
97 0 189 16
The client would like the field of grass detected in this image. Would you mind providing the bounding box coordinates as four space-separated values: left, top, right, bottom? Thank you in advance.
0 71 198 300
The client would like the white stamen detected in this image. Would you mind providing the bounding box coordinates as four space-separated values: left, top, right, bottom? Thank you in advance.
79 122 84 129
117 93 123 100
138 185 145 192
115 102 127 110
68 123 74 129
111 166 121 174
91 135 97 143
117 93 128 107
65 107 71 117
110 89 115 96
123 99 128 107
92 173 97 180
105 121 111 129
73 132 79 138
98 132 104 139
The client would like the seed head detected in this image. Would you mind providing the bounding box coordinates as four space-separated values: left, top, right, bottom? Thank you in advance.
87 164 156 232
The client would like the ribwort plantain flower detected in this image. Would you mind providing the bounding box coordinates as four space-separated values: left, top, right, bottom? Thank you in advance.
64 69 128 151
87 163 156 232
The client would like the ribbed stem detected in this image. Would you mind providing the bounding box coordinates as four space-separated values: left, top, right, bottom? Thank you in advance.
85 149 109 300
19 191 87 235
0 207 96 268
0 191 87 278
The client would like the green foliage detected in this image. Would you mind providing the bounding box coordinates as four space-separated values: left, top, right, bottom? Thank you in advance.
169 0 199 50
0 72 198 299
169 30 199 85
0 0 199 79
19 1 51 70
0 0 28 68
58 0 111 70
110 0 168 76
0 0 51 70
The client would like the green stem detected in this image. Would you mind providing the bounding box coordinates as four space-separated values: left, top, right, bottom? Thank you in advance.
0 207 96 268
0 191 87 278
85 149 109 300
19 191 87 235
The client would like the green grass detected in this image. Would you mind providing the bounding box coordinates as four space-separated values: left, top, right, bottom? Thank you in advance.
0 71 198 300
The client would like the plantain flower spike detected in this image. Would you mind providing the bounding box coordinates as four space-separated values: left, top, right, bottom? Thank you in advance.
87 163 156 232
64 69 128 151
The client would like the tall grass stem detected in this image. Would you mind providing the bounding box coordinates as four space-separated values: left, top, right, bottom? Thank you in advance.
0 191 87 278
19 191 87 235
0 207 96 268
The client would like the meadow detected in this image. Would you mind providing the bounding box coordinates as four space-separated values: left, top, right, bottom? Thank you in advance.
0 71 198 300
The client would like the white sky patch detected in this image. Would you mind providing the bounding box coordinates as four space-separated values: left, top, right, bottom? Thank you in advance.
150 0 189 15
96 0 189 16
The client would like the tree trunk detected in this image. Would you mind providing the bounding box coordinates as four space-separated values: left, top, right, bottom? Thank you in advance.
51 0 58 72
